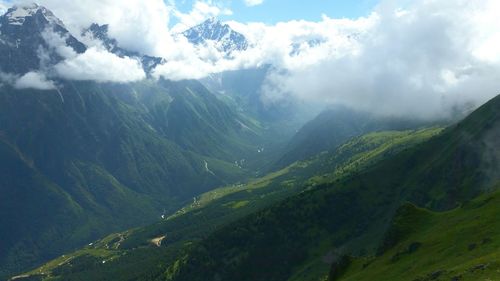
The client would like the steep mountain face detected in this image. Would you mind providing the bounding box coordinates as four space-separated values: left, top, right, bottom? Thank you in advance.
183 18 248 54
0 79 260 278
163 95 500 281
0 5 266 279
147 79 263 161
0 4 85 74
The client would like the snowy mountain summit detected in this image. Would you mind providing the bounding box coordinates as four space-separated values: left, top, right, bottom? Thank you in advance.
3 3 63 27
183 18 248 54
0 3 86 74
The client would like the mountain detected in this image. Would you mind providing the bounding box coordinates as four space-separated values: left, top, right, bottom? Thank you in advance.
12 93 499 281
200 66 322 173
3 3 498 281
0 5 271 278
158 94 500 281
200 66 308 123
200 67 271 117
183 18 249 54
0 79 261 279
0 4 86 74
273 106 441 170
14 126 442 281
82 23 164 73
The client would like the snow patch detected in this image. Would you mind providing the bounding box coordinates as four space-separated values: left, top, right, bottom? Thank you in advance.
5 4 64 27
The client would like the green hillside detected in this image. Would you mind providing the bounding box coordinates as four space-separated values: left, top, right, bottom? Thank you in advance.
1 3 497 281
7 90 499 281
273 106 436 170
338 187 500 281
17 127 441 281
0 79 266 279
159 95 500 281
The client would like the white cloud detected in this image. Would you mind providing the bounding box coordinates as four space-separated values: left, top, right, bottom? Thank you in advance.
152 39 247 81
14 71 56 90
3 0 500 119
14 0 174 57
0 1 8 14
226 0 500 119
54 47 146 83
153 15 374 81
37 28 146 83
171 1 233 33
12 0 228 59
41 28 79 59
244 0 264 7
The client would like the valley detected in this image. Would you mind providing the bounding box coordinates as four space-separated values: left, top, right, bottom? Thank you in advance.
13 127 443 281
0 2 499 281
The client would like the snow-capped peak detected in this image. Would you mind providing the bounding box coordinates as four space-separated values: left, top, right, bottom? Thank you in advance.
183 18 249 54
0 3 86 74
4 3 64 27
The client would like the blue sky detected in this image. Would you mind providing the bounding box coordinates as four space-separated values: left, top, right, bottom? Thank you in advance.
173 0 379 25
0 0 379 26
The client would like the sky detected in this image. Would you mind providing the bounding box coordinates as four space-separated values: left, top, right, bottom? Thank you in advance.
172 0 379 24
1 0 500 120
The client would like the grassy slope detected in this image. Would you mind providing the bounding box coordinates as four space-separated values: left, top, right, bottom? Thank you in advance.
0 79 261 279
171 127 441 222
20 128 441 281
273 106 436 170
339 187 500 281
297 128 443 185
159 95 500 281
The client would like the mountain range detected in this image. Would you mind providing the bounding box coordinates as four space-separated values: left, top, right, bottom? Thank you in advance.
13 92 500 281
0 3 498 281
0 4 268 278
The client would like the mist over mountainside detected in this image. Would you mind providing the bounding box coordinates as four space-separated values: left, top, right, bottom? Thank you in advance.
273 106 448 170
0 4 279 277
82 23 165 73
2 0 498 117
0 1 499 281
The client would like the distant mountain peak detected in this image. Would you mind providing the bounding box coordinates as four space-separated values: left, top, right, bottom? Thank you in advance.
183 17 249 54
4 3 64 27
0 3 86 74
